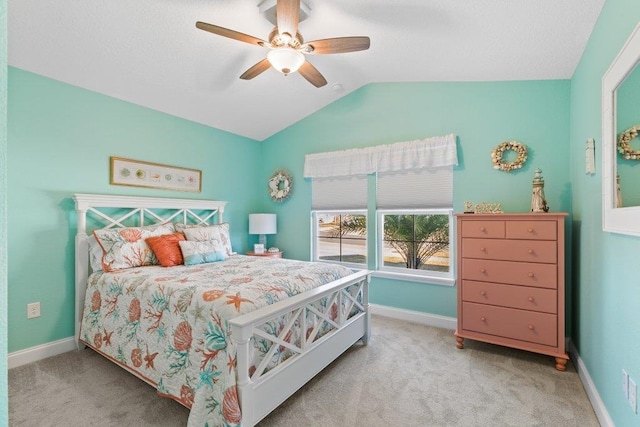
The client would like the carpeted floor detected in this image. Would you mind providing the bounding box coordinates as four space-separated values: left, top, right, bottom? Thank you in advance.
9 315 599 426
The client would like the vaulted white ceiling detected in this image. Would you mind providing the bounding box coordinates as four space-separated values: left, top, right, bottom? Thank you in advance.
8 0 605 141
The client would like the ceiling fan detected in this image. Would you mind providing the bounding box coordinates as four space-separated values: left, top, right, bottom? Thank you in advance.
195 0 370 88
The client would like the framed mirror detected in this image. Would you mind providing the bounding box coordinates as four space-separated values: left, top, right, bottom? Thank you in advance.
602 22 640 236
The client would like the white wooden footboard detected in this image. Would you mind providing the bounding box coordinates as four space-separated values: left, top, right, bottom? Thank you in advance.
230 269 371 427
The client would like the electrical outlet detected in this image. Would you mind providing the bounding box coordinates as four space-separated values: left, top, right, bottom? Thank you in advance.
630 377 637 413
27 302 41 319
623 369 630 399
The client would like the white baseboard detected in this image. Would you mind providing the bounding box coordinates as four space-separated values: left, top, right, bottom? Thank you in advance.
8 336 76 369
370 304 457 330
567 339 614 427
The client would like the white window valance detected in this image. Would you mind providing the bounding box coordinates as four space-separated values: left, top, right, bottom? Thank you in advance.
303 133 457 178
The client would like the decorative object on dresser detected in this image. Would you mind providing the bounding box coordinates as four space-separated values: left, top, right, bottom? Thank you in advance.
530 169 549 213
490 141 528 172
249 213 277 249
463 201 503 214
455 213 569 371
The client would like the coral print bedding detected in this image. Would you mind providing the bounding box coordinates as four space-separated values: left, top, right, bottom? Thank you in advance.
79 255 356 426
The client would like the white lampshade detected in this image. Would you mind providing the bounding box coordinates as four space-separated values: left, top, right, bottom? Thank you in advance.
267 47 305 75
249 213 277 246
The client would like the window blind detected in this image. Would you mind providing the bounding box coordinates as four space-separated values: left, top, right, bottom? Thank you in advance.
376 167 453 209
311 176 368 210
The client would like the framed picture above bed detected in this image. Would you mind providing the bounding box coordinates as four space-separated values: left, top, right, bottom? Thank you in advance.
110 156 202 192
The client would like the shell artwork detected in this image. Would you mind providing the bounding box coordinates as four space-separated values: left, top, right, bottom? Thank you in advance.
222 387 242 424
173 321 193 352
129 298 141 322
119 228 143 243
268 169 293 202
91 290 102 312
93 333 103 349
180 385 195 407
203 289 225 302
131 348 143 367
491 140 528 172
617 125 640 160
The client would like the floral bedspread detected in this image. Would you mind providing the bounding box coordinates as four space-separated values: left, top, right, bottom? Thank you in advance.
79 255 355 426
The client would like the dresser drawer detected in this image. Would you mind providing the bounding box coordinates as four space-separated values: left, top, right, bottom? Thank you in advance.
461 280 557 314
461 238 557 263
460 220 505 239
506 220 557 240
461 258 557 289
461 302 557 347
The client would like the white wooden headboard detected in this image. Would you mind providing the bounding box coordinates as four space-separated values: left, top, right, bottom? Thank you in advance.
73 193 227 349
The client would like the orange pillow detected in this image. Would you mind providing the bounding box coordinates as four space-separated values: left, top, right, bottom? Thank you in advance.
145 233 186 267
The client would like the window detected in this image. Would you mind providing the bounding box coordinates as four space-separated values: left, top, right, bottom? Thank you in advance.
304 134 457 285
312 211 367 268
377 210 453 283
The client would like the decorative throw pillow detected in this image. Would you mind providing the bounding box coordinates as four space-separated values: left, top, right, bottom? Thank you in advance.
145 233 186 267
175 222 233 256
93 223 175 272
88 236 104 272
179 240 228 266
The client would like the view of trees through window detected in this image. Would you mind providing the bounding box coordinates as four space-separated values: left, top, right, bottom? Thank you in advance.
316 214 367 265
315 212 449 273
380 213 449 272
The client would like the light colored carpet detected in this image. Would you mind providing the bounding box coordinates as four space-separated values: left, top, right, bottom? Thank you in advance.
9 315 599 426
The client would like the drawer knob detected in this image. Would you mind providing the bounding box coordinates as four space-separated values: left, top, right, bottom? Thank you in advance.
480 317 486 322
480 268 487 274
527 228 534 233
528 272 534 278
528 324 534 330
480 227 486 232
528 249 534 254
480 291 487 297
480 247 486 252
528 296 534 302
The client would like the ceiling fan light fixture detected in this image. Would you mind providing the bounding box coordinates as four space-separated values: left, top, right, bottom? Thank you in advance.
267 47 305 75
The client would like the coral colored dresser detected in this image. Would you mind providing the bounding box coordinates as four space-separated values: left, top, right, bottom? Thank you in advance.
454 213 569 370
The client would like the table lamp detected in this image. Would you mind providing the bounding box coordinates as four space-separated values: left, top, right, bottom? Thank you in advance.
249 213 277 247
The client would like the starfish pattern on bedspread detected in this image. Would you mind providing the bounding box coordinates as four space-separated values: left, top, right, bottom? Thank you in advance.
79 255 355 426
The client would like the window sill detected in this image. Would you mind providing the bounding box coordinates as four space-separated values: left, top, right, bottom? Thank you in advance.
371 270 455 287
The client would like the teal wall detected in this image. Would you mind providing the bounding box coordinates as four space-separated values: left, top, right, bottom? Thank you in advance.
570 0 640 425
1 0 9 424
7 68 263 352
261 81 572 318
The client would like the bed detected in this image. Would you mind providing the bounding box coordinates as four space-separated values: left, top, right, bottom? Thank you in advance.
73 193 371 426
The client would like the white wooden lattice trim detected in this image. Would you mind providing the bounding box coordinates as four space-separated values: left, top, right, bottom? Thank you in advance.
249 283 365 381
230 270 370 426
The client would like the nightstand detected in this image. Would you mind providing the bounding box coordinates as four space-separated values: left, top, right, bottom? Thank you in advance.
246 251 283 259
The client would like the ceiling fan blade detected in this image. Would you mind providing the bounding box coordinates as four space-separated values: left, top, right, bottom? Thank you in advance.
298 61 327 88
196 21 268 47
303 37 371 54
239 58 272 80
277 0 300 39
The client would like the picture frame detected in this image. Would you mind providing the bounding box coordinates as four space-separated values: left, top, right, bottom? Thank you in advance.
110 157 202 193
253 243 265 254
